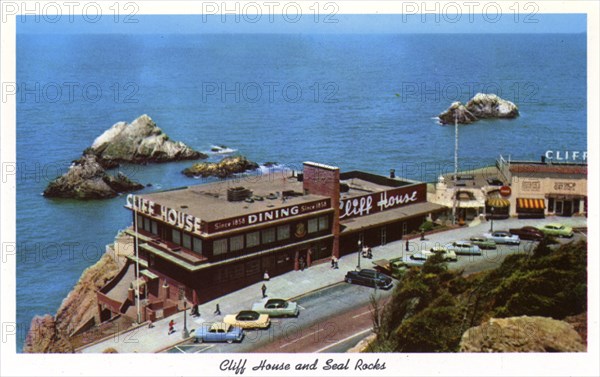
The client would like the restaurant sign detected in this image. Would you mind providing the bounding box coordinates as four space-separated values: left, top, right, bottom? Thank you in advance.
207 199 331 233
126 194 203 234
339 184 426 220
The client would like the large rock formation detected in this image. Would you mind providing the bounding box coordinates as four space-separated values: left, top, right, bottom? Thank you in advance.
23 248 122 353
43 154 144 199
459 316 586 352
86 114 206 165
438 93 519 124
182 156 260 178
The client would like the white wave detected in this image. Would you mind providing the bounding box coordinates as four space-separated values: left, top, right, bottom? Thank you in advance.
208 145 237 154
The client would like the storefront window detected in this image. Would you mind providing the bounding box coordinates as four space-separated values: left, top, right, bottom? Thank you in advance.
230 235 244 252
262 228 276 244
213 239 227 255
548 198 555 212
318 216 329 231
172 229 181 245
277 225 290 240
151 220 158 235
573 199 580 213
182 233 192 250
246 231 260 248
193 237 202 254
308 218 318 233
144 217 151 232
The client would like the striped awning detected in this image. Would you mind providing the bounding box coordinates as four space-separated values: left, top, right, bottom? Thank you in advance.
486 198 511 208
517 198 546 210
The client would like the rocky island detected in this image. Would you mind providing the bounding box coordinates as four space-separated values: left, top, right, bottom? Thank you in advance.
438 93 519 124
44 115 206 199
182 155 260 178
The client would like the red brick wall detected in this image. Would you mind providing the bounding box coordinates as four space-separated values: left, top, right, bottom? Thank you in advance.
303 162 340 258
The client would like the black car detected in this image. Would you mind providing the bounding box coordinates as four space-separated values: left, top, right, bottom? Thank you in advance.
486 177 504 186
344 269 393 290
509 226 545 241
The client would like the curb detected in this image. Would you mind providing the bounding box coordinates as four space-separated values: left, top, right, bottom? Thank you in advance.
75 320 150 353
288 281 345 301
155 335 196 353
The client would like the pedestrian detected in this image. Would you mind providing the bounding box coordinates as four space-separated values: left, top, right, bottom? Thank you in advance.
214 303 221 315
333 256 339 269
261 283 267 298
263 270 270 281
191 304 200 317
168 319 175 335
367 247 373 259
331 256 335 268
299 257 305 271
420 230 426 241
405 239 409 252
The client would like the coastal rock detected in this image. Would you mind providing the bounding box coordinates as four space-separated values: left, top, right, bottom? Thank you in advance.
459 316 586 352
438 93 519 124
438 101 478 124
465 93 519 119
182 156 260 178
43 154 144 199
23 249 122 353
88 114 207 165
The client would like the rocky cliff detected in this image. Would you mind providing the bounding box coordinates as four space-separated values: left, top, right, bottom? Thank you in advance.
459 316 586 352
23 248 122 353
87 114 206 165
182 156 260 178
43 154 144 199
438 93 519 124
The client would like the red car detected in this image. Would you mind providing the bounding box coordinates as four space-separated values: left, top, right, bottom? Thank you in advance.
509 226 545 241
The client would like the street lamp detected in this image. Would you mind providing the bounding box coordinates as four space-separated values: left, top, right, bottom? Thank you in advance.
357 239 362 270
490 206 495 233
182 301 189 339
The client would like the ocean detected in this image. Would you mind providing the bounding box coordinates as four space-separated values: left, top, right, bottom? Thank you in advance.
15 33 586 351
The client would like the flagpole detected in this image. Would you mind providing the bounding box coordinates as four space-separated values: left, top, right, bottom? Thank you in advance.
134 207 141 324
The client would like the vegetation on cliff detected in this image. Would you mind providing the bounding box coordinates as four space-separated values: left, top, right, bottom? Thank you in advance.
368 238 587 352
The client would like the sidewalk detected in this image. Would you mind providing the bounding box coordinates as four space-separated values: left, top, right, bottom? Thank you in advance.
79 216 587 353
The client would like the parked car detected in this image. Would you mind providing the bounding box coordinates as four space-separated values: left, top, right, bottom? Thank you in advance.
537 223 574 238
486 177 504 186
444 241 482 255
372 258 409 277
251 298 299 318
509 226 545 241
483 231 521 245
428 246 458 261
409 251 433 261
193 322 244 344
400 255 427 267
223 310 270 329
344 269 393 290
469 236 497 250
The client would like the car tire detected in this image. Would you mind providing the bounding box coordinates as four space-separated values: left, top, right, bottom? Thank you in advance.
346 278 352 284
195 338 203 344
227 339 234 344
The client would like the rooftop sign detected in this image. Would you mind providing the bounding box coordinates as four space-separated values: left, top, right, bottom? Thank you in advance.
339 184 426 220
125 194 203 234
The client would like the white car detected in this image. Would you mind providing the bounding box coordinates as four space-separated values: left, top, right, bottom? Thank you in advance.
483 231 521 245
444 241 482 255
410 247 457 262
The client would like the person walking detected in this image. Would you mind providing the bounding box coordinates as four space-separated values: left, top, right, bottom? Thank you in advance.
168 319 175 335
333 256 339 269
214 303 221 315
405 239 409 252
261 283 267 298
263 270 270 281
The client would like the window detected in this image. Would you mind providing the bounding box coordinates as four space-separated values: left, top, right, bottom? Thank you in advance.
151 220 158 235
573 199 580 213
246 231 260 248
136 214 143 229
193 237 202 254
318 216 329 231
548 198 555 212
182 233 192 250
213 239 227 255
262 228 276 244
230 235 244 252
277 225 290 241
144 217 151 232
172 229 181 245
308 218 318 234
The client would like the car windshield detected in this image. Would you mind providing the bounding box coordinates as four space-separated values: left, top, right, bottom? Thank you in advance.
237 311 259 320
266 300 287 308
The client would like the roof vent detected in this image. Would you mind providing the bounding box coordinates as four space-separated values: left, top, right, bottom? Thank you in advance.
227 186 252 202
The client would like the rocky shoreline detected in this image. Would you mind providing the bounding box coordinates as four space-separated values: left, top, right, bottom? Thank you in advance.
182 156 260 178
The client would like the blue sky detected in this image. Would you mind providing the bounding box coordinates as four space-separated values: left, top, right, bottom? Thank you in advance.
17 14 586 34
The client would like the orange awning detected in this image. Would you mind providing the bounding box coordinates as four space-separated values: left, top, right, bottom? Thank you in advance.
517 198 546 209
486 198 510 208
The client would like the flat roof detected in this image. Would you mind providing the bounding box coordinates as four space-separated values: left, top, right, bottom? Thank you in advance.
136 169 423 223
509 162 587 175
340 202 447 233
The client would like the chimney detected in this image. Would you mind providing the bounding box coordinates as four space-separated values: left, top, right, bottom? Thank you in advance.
541 155 546 163
389 169 396 179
